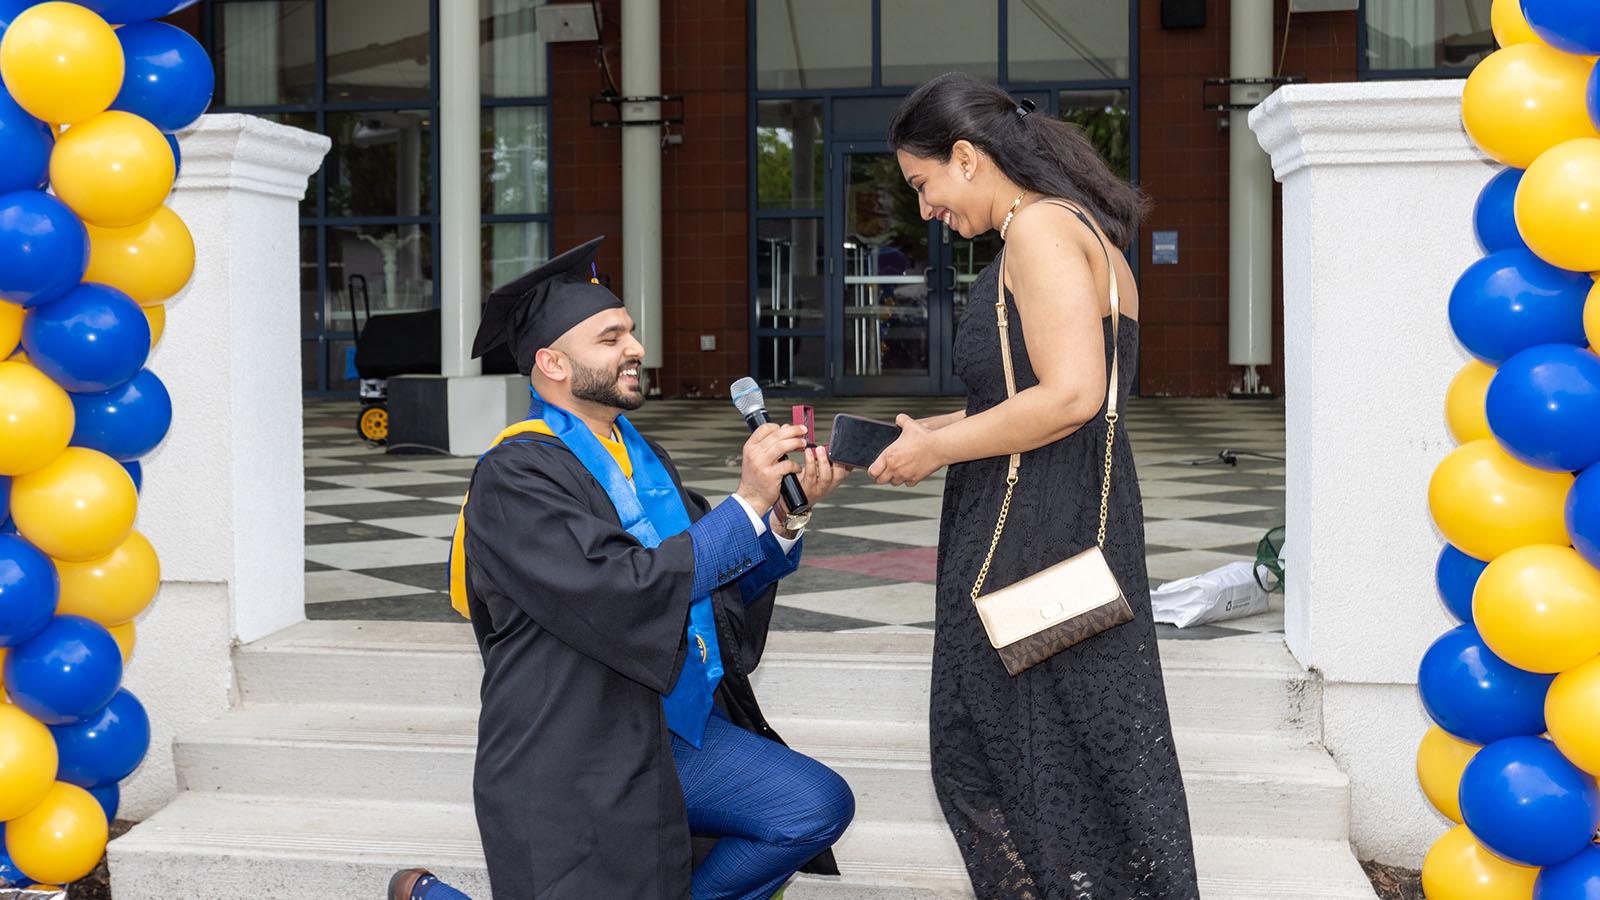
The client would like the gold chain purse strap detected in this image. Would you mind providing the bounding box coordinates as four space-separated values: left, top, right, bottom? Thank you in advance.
971 202 1122 604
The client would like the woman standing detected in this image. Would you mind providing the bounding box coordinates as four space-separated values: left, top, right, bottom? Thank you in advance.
868 72 1200 899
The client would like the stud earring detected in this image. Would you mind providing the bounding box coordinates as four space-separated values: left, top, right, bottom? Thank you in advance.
964 169 972 180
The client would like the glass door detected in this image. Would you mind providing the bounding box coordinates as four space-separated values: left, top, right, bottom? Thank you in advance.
939 227 1003 395
831 144 942 395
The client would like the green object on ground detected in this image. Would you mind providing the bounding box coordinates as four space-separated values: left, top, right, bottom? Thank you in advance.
1255 525 1286 593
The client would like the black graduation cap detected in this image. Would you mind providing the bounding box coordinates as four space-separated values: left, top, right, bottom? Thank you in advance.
472 236 624 374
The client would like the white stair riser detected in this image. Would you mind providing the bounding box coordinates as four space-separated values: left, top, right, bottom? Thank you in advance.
108 850 493 900
173 738 1350 841
235 651 1320 741
750 662 1320 739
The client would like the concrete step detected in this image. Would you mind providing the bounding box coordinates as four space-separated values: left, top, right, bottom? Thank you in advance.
175 705 1350 841
234 623 1321 739
108 793 1375 899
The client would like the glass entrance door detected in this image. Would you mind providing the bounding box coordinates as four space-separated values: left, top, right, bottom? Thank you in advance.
830 143 1002 396
833 147 937 395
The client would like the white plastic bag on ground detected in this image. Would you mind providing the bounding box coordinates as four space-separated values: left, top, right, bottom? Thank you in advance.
1151 560 1271 628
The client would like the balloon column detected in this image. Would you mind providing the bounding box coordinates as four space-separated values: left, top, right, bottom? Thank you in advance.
0 0 205 888
1422 1 1600 897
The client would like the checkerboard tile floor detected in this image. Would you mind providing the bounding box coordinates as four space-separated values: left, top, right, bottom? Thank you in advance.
302 397 1287 639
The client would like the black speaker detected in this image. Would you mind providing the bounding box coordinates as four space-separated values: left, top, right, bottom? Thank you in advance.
1161 0 1206 29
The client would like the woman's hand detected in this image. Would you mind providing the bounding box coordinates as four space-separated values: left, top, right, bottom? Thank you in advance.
773 445 851 536
868 414 946 487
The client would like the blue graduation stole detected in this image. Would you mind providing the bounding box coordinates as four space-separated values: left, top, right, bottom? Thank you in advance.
528 388 724 748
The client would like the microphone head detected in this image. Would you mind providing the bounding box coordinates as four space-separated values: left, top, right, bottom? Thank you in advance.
730 377 765 418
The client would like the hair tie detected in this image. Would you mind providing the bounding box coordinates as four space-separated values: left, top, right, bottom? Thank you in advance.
1015 98 1035 118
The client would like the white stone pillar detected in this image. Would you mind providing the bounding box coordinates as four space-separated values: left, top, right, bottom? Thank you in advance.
124 114 329 819
1250 81 1498 865
622 0 664 380
439 0 482 380
1228 0 1275 391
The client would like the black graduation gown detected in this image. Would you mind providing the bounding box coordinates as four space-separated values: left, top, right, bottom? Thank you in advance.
461 432 838 899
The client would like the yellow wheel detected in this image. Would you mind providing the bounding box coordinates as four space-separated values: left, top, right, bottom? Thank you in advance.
357 405 389 443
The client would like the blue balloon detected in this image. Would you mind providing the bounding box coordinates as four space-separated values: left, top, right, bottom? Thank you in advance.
50 688 150 789
0 191 89 308
1571 464 1600 572
1591 62 1600 135
1475 168 1529 255
71 369 173 461
73 0 194 24
1461 735 1600 866
166 132 181 177
121 459 142 493
1522 0 1600 56
0 519 13 535
1419 624 1554 744
0 475 7 518
0 81 53 195
1537 843 1600 900
1449 248 1591 364
88 783 119 823
1437 544 1487 624
111 22 214 133
0 827 23 887
1486 344 1600 472
22 283 150 392
3 615 123 725
0 533 57 648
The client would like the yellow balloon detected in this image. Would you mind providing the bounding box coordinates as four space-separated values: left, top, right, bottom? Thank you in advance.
10 447 138 562
1548 655 1600 774
143 302 166 349
1429 439 1573 560
1515 138 1600 273
1447 360 1496 444
84 206 196 305
0 301 20 358
1462 44 1600 168
1422 824 1540 899
0 360 74 477
1588 281 1600 350
1491 0 1541 48
0 3 123 125
54 530 159 626
1418 726 1481 824
1475 544 1600 673
107 621 135 666
0 705 58 821
4 781 109 884
50 111 176 228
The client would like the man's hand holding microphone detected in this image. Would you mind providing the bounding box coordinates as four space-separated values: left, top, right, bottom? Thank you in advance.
731 378 851 539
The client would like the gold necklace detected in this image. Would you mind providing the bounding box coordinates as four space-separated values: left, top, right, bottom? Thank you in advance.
999 191 1027 240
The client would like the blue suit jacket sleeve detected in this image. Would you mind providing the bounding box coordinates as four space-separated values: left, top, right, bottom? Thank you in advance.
687 497 764 599
737 529 803 606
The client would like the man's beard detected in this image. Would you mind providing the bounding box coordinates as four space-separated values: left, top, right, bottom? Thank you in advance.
570 358 644 411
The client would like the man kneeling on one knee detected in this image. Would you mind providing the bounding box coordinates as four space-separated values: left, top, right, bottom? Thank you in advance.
391 237 855 900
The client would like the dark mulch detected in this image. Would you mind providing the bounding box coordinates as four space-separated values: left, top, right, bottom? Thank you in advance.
1364 860 1423 900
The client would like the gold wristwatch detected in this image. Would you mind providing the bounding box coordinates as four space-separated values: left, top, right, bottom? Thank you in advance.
781 509 812 533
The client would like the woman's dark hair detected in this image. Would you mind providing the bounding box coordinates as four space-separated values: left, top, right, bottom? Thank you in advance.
888 72 1147 249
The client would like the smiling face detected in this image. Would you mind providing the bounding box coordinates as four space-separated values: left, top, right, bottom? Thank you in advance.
539 307 647 412
896 144 989 239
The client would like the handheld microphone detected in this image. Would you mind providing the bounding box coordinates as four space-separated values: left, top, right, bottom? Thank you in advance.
730 377 811 517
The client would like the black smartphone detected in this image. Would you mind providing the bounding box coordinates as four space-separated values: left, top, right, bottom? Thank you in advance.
827 414 902 469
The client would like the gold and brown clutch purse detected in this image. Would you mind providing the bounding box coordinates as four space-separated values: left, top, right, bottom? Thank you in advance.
972 224 1133 677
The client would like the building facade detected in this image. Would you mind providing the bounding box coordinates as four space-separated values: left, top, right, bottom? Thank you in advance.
174 0 1493 397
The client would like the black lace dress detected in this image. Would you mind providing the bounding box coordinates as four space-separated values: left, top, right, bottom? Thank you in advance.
930 261 1200 900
